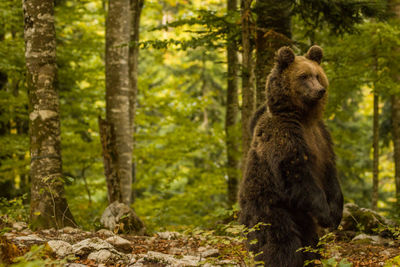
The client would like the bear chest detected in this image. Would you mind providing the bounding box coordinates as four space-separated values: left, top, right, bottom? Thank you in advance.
302 126 327 186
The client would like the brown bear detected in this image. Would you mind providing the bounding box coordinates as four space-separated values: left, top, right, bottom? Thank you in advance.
239 45 343 267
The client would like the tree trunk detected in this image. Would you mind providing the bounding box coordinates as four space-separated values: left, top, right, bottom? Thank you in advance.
372 93 379 210
226 0 240 206
99 117 122 203
254 0 292 107
240 0 255 174
23 0 75 229
389 0 400 209
105 0 132 205
392 96 400 207
128 0 144 203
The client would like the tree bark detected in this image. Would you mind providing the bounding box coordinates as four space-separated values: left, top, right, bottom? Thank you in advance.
241 0 255 174
392 96 400 207
389 0 400 209
105 0 133 205
23 0 75 229
254 0 292 107
372 93 379 210
226 0 240 206
128 0 144 203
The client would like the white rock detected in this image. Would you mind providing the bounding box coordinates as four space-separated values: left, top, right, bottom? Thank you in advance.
72 237 114 256
200 248 219 258
47 240 73 258
157 231 182 240
57 233 75 243
169 247 184 254
137 251 200 266
61 226 82 234
105 235 131 252
87 249 114 263
87 249 128 264
12 222 27 231
352 234 388 245
14 234 46 245
96 229 115 238
380 250 391 257
21 229 33 235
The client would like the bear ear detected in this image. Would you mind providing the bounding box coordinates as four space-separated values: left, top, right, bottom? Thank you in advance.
306 45 323 64
276 46 295 71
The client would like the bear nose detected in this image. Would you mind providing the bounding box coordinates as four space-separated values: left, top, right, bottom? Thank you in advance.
318 88 326 98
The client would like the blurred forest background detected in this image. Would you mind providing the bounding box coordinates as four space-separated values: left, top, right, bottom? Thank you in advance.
1 0 400 233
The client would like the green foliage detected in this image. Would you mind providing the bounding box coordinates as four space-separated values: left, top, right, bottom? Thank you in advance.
384 255 400 267
0 194 29 223
9 244 68 267
299 233 353 267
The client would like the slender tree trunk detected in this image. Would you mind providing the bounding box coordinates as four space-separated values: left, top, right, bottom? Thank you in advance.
392 96 400 207
201 52 209 130
372 93 379 210
241 0 255 174
389 0 400 209
254 0 292 107
23 0 75 229
226 0 240 206
105 0 132 205
128 0 144 203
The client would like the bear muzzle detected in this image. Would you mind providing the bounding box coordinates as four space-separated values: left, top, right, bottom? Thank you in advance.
316 88 326 99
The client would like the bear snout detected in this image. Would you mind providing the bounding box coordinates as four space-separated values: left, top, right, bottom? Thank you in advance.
316 88 326 99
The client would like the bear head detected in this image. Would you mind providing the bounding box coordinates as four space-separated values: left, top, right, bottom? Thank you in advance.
266 45 329 122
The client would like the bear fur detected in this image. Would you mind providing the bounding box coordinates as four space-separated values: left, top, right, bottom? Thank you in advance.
239 45 343 267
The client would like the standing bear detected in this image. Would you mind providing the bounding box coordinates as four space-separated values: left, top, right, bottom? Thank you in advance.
239 45 343 266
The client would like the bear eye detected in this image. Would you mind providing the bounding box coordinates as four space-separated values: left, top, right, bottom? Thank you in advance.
299 74 307 80
316 74 320 80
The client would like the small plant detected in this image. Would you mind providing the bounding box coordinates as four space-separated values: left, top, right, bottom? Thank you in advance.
185 221 268 266
298 233 353 267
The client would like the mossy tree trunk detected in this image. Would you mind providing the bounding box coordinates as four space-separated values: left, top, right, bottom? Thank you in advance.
240 0 255 174
105 0 133 205
254 0 292 107
23 0 75 229
226 0 240 206
128 0 144 203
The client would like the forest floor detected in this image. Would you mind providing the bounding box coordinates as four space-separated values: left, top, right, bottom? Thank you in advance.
1 221 400 266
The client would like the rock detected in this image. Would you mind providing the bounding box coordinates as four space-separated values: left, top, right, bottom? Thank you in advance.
352 234 389 245
134 251 200 266
65 264 87 267
14 234 46 246
87 249 126 264
3 232 16 239
12 222 27 231
96 229 115 238
39 228 56 236
100 201 145 234
157 231 182 240
380 250 391 257
72 237 114 256
60 226 83 234
341 203 396 234
169 247 184 255
47 240 74 258
21 229 33 235
57 233 75 243
105 235 132 253
198 247 219 258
